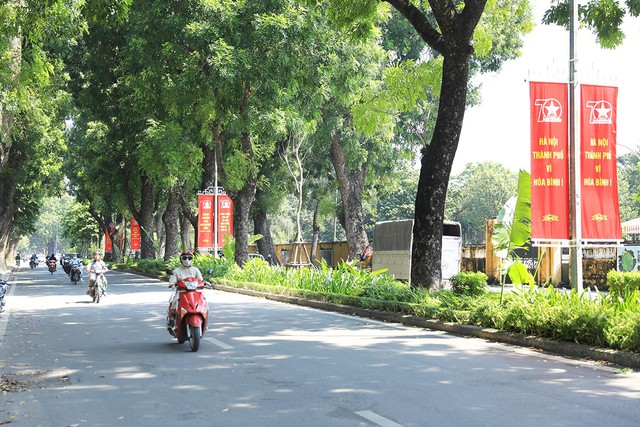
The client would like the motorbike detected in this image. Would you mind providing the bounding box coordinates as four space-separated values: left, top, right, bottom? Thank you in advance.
61 257 71 275
89 272 108 303
29 258 37 269
47 258 57 274
69 262 82 284
166 277 209 352
0 279 10 313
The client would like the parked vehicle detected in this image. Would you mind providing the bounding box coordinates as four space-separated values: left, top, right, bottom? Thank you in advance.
36 253 46 264
47 258 57 274
166 277 209 352
0 279 10 313
372 220 463 282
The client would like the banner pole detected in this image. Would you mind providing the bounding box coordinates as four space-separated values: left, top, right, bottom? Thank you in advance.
214 148 219 258
569 0 583 292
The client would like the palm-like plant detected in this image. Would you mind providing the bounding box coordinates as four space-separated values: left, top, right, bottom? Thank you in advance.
492 170 536 303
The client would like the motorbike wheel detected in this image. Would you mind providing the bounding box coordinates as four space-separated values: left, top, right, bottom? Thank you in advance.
188 325 201 352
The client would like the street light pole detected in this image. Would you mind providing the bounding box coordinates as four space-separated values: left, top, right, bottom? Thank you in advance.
569 0 584 292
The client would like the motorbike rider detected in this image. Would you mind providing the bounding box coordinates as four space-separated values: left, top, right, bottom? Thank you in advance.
68 253 81 267
167 250 203 328
86 250 108 296
15 253 20 266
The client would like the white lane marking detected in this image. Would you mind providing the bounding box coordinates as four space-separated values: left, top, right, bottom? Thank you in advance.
204 337 234 350
355 411 403 427
150 311 164 318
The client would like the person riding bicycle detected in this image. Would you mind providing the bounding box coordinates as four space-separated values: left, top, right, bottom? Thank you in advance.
167 250 203 328
86 250 108 297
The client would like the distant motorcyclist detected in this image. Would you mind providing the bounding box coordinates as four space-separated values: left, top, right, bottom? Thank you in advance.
167 250 203 328
68 253 83 282
86 250 108 296
15 253 21 266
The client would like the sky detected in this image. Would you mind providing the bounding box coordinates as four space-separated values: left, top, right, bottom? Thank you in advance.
453 3 640 175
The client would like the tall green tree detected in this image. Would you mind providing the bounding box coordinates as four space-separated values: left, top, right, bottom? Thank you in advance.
0 0 83 266
316 0 533 288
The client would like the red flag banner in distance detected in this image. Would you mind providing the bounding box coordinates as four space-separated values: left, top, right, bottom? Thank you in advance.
529 81 570 241
197 194 214 249
217 194 234 248
130 217 141 251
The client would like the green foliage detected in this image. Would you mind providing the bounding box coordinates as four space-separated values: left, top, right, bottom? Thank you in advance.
542 0 638 49
607 270 640 299
492 170 535 296
450 271 488 296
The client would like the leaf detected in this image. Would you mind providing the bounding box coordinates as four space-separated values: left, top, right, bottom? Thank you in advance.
507 261 534 286
508 170 531 252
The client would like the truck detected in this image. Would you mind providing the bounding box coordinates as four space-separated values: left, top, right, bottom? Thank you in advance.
371 219 462 282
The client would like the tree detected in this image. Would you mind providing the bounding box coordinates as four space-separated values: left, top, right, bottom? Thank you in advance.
0 0 82 267
617 152 640 222
445 162 517 244
542 0 640 48
318 0 533 288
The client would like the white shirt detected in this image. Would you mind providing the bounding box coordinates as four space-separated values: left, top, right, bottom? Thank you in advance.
169 265 203 286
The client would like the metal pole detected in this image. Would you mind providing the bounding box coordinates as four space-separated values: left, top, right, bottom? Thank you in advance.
214 149 219 258
569 0 584 292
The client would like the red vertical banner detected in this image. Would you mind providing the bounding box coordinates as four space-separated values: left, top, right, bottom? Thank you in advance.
130 217 141 251
197 194 214 249
580 84 621 240
105 227 113 253
529 82 570 241
217 194 234 248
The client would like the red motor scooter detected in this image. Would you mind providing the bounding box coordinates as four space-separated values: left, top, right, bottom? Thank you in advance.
167 277 209 352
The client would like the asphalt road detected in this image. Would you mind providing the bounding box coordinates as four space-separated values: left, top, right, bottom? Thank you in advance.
1 266 639 426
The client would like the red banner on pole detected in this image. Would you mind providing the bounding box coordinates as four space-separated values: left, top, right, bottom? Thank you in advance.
529 81 570 241
105 227 113 253
130 217 141 251
580 84 621 240
197 194 214 249
216 194 234 248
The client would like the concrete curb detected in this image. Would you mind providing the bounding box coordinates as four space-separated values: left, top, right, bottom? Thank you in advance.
210 283 640 371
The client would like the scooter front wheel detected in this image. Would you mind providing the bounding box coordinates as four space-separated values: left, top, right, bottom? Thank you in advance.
189 325 201 352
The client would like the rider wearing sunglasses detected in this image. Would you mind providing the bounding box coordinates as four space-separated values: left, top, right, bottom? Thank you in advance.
167 250 204 328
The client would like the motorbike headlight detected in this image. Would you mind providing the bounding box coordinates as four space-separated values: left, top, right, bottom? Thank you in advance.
184 280 198 290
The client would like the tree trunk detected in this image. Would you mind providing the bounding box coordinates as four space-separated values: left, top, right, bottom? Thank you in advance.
162 186 180 260
310 199 320 267
155 211 165 258
231 184 256 267
253 209 280 265
128 175 156 259
329 133 369 260
411 51 470 289
179 211 192 251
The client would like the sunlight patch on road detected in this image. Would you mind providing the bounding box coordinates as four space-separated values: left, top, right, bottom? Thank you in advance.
355 410 404 427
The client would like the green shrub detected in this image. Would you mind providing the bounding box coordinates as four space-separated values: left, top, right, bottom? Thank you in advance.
450 271 488 296
607 270 640 299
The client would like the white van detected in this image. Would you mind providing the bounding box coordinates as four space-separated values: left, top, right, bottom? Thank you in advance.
371 220 462 282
